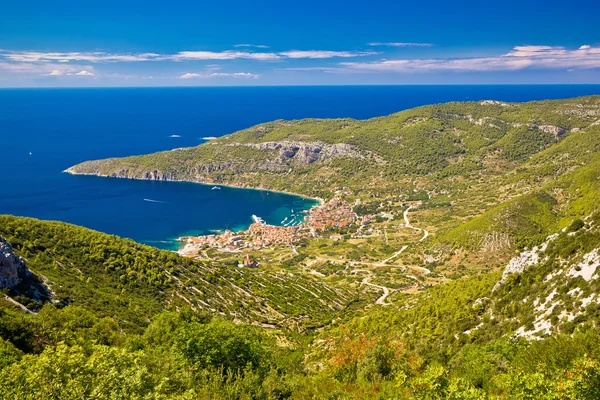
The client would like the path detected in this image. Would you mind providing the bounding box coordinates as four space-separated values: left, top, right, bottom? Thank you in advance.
304 204 431 306
378 205 429 266
377 245 408 266
403 205 429 242
361 276 392 306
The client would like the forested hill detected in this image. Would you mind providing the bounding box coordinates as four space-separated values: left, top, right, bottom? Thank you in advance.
67 96 600 198
0 215 366 332
66 95 600 267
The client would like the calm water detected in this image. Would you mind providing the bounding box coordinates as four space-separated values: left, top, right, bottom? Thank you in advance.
1 85 599 249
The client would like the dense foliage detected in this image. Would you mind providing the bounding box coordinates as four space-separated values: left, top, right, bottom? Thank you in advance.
0 215 365 331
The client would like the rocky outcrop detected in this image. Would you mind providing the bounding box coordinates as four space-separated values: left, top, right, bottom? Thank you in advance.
461 114 566 138
533 124 566 138
65 140 369 185
480 100 511 107
0 237 31 290
226 141 366 165
493 234 557 292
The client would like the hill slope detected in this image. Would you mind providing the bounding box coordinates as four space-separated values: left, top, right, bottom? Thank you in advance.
67 96 600 197
2 96 600 398
0 215 367 332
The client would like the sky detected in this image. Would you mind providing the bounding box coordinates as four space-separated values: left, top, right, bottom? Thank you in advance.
1 0 599 87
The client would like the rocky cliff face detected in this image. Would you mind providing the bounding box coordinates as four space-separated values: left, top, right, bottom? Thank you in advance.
65 140 370 186
0 237 31 290
226 141 366 165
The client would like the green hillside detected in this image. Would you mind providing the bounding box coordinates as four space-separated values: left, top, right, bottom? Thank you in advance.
2 213 600 398
3 96 600 398
0 215 367 332
67 97 600 259
67 97 600 197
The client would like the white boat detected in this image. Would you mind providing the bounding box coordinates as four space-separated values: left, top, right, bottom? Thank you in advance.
211 186 221 190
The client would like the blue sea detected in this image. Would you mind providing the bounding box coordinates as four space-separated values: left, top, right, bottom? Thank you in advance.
1 85 599 249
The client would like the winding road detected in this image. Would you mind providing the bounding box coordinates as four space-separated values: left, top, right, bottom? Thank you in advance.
376 205 429 267
358 205 431 304
361 277 391 305
306 204 430 306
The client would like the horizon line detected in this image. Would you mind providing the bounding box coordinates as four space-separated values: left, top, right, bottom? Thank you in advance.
1 83 600 90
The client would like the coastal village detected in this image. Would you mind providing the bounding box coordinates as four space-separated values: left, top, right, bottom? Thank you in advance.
178 196 361 258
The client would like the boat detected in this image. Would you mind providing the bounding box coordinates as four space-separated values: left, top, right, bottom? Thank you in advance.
211 186 221 190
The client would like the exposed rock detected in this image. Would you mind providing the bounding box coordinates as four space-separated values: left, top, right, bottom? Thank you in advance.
480 100 510 107
226 141 366 165
566 248 600 281
464 115 506 129
479 231 511 252
533 124 566 138
472 297 490 310
492 234 557 292
0 237 31 290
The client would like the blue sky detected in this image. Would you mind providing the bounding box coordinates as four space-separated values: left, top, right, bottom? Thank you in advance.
1 0 599 87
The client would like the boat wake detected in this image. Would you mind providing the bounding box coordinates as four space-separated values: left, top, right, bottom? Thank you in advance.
143 198 168 204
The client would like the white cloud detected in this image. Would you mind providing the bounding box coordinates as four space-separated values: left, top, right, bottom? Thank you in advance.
209 72 258 78
179 73 202 79
279 50 378 59
5 44 597 81
0 48 379 67
0 61 95 76
1 50 163 63
173 51 281 61
278 67 341 71
233 44 270 49
179 72 259 79
368 42 433 47
341 45 600 73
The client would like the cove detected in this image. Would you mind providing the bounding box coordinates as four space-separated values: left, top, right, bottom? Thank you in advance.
21 174 318 251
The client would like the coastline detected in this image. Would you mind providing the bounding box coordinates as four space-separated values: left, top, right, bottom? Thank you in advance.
63 168 323 252
63 168 325 205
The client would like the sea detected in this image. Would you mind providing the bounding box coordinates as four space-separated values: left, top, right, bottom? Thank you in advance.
1 85 599 250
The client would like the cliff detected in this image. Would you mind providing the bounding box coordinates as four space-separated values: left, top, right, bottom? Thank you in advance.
0 237 31 290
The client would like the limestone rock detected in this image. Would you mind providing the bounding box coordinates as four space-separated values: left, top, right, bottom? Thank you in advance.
228 141 366 165
0 237 31 290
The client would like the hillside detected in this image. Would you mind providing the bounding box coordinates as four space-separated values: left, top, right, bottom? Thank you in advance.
67 96 600 196
0 215 368 332
1 212 600 398
67 96 600 269
2 96 600 398
299 210 600 398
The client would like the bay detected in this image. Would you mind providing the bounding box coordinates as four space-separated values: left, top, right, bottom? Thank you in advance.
1 85 599 249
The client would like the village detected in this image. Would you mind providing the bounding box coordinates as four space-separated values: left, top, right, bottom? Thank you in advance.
178 197 361 258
